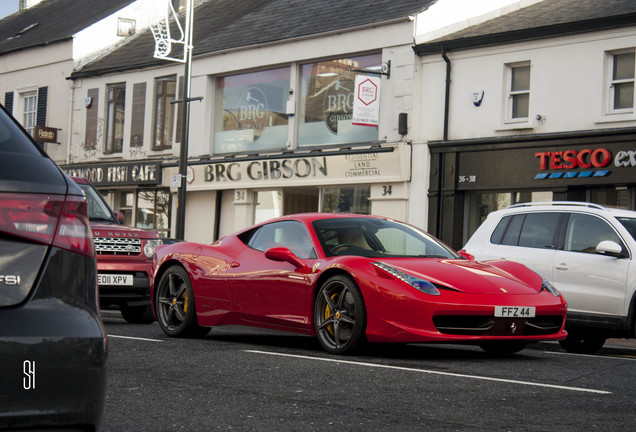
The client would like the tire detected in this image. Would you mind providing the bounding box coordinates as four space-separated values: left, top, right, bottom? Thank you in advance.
479 341 528 355
120 304 155 324
314 274 367 354
558 330 606 354
155 265 209 338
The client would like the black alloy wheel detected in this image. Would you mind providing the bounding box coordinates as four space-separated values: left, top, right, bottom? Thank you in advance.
120 304 155 324
155 265 209 338
558 330 606 354
314 274 367 354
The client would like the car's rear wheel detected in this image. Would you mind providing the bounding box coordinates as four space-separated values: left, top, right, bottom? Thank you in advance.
314 274 366 354
558 330 606 354
155 265 209 338
479 341 528 355
120 304 155 324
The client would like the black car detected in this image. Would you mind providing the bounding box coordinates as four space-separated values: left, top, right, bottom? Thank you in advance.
0 103 107 430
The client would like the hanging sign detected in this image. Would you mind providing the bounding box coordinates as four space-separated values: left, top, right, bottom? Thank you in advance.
352 75 381 127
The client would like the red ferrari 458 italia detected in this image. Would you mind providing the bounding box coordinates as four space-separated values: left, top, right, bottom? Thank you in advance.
151 214 567 354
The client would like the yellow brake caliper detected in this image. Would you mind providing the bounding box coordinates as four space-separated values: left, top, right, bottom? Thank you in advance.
324 293 339 336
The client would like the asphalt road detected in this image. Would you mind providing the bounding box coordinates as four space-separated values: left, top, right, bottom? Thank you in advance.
101 312 636 431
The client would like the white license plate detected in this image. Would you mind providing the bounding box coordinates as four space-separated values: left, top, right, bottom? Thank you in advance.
494 306 536 318
98 274 133 286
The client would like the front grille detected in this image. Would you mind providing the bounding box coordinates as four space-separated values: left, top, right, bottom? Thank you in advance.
433 315 564 336
94 237 142 255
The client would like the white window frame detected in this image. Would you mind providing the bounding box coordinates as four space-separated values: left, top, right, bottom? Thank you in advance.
506 61 531 123
15 86 38 137
608 49 635 115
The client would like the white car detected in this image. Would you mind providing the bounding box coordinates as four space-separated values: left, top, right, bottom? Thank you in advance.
462 202 636 354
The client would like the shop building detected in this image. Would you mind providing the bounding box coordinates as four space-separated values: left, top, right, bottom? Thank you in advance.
0 0 176 165
414 0 636 249
68 0 435 241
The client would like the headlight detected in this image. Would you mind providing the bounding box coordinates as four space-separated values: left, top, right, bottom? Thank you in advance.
372 262 440 296
540 278 560 297
144 239 163 259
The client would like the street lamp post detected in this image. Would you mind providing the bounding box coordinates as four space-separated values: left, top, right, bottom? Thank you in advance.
150 0 195 240
175 2 194 240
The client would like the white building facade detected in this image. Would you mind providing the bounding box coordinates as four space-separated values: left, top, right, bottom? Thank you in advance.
65 1 434 242
413 0 636 249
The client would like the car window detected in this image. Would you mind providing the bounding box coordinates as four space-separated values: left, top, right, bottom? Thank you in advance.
76 182 117 222
494 212 560 249
617 217 636 242
313 217 458 258
564 213 623 254
248 221 316 259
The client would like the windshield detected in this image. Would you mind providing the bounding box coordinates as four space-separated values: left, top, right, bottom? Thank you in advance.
77 182 117 222
312 217 459 259
617 217 636 242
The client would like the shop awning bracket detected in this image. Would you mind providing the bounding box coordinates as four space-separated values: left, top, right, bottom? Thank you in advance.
350 60 391 79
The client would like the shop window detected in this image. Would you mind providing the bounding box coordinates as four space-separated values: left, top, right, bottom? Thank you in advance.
609 50 635 112
299 54 380 147
105 83 126 154
136 189 172 238
153 76 176 150
590 187 632 210
321 186 370 214
506 62 530 121
214 68 290 154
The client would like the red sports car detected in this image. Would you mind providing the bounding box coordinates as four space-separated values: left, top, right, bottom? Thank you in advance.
151 214 567 354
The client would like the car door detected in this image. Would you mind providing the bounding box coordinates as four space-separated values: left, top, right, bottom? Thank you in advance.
226 220 317 330
553 212 629 317
481 212 562 282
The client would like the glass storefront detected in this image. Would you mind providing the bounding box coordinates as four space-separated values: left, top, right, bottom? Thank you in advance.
299 54 381 147
102 188 172 238
214 68 290 154
321 186 370 214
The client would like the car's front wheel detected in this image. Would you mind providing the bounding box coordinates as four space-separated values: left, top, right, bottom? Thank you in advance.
314 274 367 354
558 330 606 354
120 304 155 324
155 265 209 338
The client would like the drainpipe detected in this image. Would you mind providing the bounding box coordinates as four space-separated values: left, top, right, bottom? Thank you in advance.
434 47 452 236
441 47 451 141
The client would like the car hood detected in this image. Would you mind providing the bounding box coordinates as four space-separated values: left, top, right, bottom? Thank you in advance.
379 258 541 295
90 221 160 239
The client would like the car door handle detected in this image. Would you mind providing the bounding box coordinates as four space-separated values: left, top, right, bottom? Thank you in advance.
231 261 240 268
555 263 568 271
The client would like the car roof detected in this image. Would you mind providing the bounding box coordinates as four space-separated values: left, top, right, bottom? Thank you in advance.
498 202 636 218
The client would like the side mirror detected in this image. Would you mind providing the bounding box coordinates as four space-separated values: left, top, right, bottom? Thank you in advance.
596 240 623 258
457 250 475 260
265 247 307 269
115 211 125 224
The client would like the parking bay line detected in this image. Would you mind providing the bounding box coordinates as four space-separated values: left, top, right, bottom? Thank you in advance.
246 350 611 395
108 334 164 342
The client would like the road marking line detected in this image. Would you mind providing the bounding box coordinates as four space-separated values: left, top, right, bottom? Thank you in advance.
109 334 164 342
246 350 611 395
542 350 636 361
